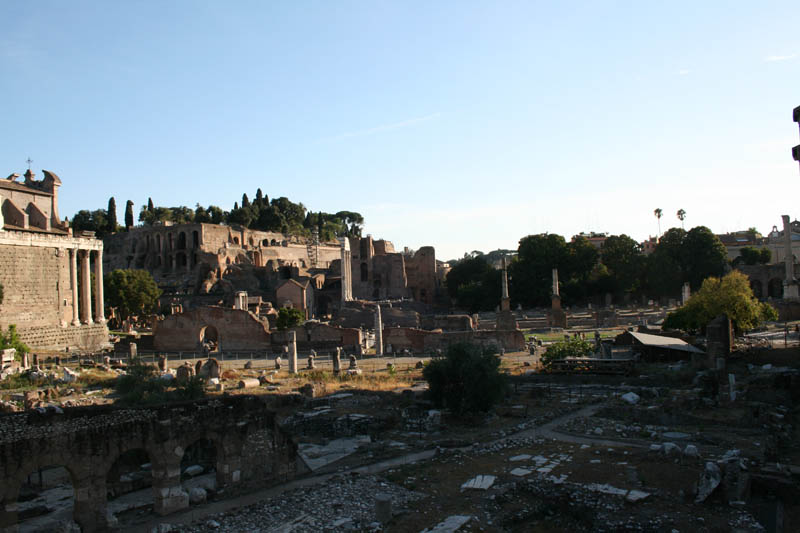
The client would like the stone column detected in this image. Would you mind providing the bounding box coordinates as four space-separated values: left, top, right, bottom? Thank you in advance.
552 268 560 297
500 257 511 311
782 215 799 298
340 237 352 302
93 249 105 323
151 455 189 516
70 248 80 326
72 474 110 531
374 305 384 356
288 330 297 373
80 250 93 324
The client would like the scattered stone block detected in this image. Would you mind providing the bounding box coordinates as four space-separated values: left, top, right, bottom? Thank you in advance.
684 444 699 457
695 461 722 503
461 475 496 490
427 515 472 532
189 487 207 504
621 392 640 404
238 378 260 389
509 454 531 462
374 493 392 524
510 468 532 476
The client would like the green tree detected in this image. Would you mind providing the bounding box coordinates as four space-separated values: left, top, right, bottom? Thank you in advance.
0 325 30 357
738 246 772 265
663 270 777 333
276 307 305 330
105 269 162 321
242 193 250 208
72 209 113 237
107 197 118 233
540 336 594 369
654 208 663 236
125 200 134 229
645 227 686 299
682 226 727 290
601 234 645 296
423 343 508 415
147 198 154 212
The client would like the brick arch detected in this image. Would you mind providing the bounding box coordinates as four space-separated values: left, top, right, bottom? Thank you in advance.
3 459 85 530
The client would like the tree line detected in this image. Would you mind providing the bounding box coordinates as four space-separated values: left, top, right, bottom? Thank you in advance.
71 190 364 241
446 226 732 312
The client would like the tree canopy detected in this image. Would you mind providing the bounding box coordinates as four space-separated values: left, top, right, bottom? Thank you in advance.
663 270 777 333
423 343 508 415
737 246 771 266
133 190 363 240
276 307 305 330
444 255 502 313
104 269 162 321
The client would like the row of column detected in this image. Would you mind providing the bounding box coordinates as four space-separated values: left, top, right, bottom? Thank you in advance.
69 248 105 326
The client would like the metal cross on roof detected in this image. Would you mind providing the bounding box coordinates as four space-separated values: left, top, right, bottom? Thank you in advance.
26 157 33 170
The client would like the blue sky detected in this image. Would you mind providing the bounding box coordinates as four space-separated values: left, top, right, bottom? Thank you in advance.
2 1 799 260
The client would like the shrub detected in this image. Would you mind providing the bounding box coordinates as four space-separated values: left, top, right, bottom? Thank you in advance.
115 358 204 405
541 337 594 369
0 325 30 360
276 307 305 330
423 343 508 415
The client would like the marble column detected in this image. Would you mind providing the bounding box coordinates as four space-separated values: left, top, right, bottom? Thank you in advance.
80 250 93 325
288 331 297 374
70 249 80 326
93 249 105 323
340 237 352 302
374 305 384 356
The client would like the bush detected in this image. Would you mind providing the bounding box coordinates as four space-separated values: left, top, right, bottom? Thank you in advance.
664 270 778 333
276 307 305 330
541 337 594 369
422 343 508 415
0 325 30 360
115 358 204 405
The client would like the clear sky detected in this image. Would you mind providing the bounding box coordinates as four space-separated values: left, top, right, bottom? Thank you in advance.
2 1 799 261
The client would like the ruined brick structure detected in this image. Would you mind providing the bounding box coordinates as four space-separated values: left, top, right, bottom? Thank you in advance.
0 396 296 532
0 170 108 351
153 307 271 352
103 224 441 316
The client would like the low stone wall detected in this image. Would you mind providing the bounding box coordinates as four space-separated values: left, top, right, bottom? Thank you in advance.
383 327 526 354
16 323 109 352
154 307 270 352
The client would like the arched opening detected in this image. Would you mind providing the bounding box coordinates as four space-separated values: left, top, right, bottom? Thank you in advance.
180 439 218 504
106 449 155 521
360 262 368 282
192 231 199 249
177 253 187 268
768 278 783 298
177 232 187 250
248 237 254 247
17 465 76 531
191 252 198 269
270 239 277 246
233 237 240 245
165 255 173 272
168 233 174 252
750 279 763 299
199 325 219 352
225 257 231 265
156 234 162 252
262 239 269 247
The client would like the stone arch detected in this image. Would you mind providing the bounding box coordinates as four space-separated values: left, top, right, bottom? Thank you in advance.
750 279 763 299
199 325 219 346
270 239 277 246
768 278 783 298
177 232 187 250
105 447 155 513
13 463 78 531
168 232 174 252
156 234 162 252
192 230 199 249
233 236 240 245
262 239 270 247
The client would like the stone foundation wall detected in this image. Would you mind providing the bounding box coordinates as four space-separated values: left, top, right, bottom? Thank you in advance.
383 326 526 354
154 307 270 352
15 323 109 352
0 243 71 330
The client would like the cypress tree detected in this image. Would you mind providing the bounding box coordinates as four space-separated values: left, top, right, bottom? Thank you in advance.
107 197 118 233
147 197 154 212
125 200 134 229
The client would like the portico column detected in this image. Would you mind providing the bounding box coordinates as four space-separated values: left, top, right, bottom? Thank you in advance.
80 250 93 325
70 249 80 326
94 249 105 323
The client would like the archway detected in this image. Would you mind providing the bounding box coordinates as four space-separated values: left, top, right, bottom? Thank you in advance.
106 449 155 522
768 278 783 298
199 325 219 352
16 465 76 531
177 232 187 250
180 439 219 504
192 230 199 249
